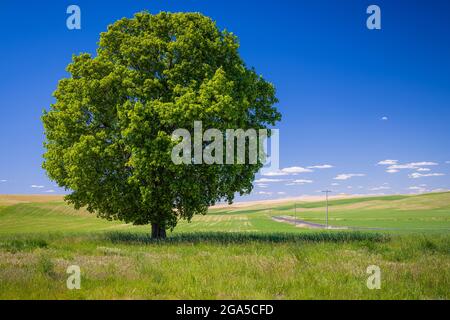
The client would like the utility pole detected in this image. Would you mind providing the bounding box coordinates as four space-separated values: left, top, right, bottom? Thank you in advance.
294 203 297 225
322 190 332 229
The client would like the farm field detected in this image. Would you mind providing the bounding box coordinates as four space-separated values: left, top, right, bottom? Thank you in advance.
0 192 449 299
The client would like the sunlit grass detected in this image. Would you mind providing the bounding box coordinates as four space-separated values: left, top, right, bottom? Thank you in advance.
0 232 448 299
0 193 449 299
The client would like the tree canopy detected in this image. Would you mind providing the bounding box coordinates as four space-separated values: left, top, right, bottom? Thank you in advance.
42 12 281 238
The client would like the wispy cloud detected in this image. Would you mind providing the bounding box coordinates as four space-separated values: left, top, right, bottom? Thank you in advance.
30 185 45 189
390 162 438 170
257 191 273 195
254 178 286 183
262 171 289 177
409 172 445 179
334 174 365 180
255 183 269 188
282 166 313 174
377 159 398 165
386 169 399 173
45 190 55 193
379 160 439 173
262 166 313 176
307 164 334 169
389 164 416 170
286 179 313 186
293 179 313 184
0 179 7 183
381 116 388 121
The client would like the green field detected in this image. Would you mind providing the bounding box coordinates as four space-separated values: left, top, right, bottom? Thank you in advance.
0 193 449 299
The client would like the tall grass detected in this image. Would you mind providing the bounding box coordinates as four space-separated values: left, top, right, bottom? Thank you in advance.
106 231 389 244
0 232 447 299
0 238 48 253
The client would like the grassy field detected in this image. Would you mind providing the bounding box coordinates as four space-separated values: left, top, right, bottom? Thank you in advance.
0 193 449 299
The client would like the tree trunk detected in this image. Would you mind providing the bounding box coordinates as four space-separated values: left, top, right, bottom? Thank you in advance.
151 223 167 239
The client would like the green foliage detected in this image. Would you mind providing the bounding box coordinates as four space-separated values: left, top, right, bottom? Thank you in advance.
37 254 55 277
0 238 48 253
42 12 281 231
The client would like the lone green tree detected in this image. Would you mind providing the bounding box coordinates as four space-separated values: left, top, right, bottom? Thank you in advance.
43 12 280 239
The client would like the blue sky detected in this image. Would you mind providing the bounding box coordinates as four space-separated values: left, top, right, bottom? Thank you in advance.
0 0 449 199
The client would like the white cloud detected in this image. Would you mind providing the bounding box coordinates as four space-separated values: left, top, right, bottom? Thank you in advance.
388 164 416 170
277 192 286 195
409 172 445 179
334 174 365 180
261 166 313 176
45 190 55 193
286 179 313 186
293 179 313 184
386 169 399 173
257 191 273 195
255 183 269 188
377 160 398 165
0 179 7 183
254 178 285 183
385 161 438 172
408 162 438 167
31 185 45 189
307 164 334 169
416 168 431 172
262 171 289 177
282 166 313 174
381 116 388 121
331 183 339 186
446 161 450 164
